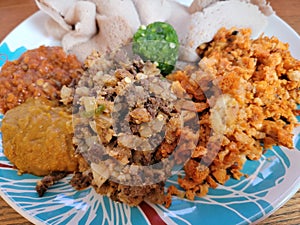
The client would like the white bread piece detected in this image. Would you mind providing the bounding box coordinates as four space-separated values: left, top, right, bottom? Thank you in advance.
45 18 68 40
189 0 274 16
68 15 133 62
35 0 78 31
248 0 274 16
95 14 133 52
132 0 172 25
89 0 141 33
166 1 191 44
189 0 219 13
62 1 97 51
180 0 268 62
67 39 102 63
64 1 97 34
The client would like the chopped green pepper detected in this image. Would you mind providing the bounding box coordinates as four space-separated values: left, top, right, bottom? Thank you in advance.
95 104 106 115
133 21 179 75
81 104 106 118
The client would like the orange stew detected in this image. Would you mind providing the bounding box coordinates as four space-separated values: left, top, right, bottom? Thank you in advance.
0 46 82 113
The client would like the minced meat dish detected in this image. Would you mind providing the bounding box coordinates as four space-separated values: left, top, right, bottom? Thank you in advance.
71 50 200 206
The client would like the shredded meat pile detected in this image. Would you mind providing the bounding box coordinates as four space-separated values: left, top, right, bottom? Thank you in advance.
165 27 299 206
71 50 199 206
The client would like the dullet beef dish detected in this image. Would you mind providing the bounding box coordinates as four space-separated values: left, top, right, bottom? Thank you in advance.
0 0 299 208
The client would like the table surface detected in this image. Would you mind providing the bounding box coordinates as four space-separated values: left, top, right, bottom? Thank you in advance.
0 0 299 224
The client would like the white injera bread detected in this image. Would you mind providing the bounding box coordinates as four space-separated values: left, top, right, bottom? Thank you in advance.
189 0 219 13
68 15 132 62
132 0 172 25
62 1 97 51
35 0 78 31
180 0 268 62
189 0 274 16
89 0 141 32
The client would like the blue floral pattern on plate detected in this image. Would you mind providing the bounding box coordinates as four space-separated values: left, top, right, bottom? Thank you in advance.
0 43 27 67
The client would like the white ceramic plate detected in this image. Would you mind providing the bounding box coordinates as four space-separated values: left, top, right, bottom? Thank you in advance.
0 6 300 225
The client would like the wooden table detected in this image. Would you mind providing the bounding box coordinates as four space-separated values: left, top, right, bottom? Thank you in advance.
0 0 299 224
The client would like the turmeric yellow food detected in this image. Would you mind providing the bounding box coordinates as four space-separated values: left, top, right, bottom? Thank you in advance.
2 98 79 176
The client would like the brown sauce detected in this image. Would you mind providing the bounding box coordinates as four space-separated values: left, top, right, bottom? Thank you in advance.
0 46 82 113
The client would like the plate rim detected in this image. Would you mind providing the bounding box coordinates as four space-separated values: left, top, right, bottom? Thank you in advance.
0 9 300 225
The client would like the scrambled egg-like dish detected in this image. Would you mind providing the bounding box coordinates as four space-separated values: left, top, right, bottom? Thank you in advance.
165 27 299 206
